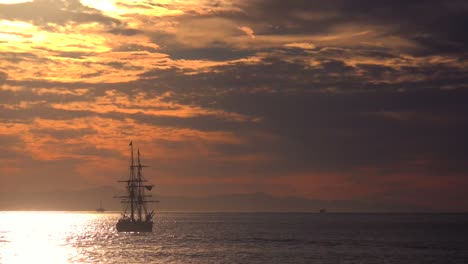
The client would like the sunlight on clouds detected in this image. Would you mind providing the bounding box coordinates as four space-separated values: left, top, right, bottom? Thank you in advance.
0 0 32 3
32 88 89 96
0 1 255 83
0 100 46 110
0 85 24 92
31 30 109 54
0 20 35 41
104 34 160 51
80 0 184 18
80 0 117 13
0 0 466 209
238 26 255 39
0 20 109 54
0 116 245 161
48 90 257 121
0 0 442 86
284 42 316 49
0 31 24 42
0 22 115 82
0 16 237 83
0 86 256 162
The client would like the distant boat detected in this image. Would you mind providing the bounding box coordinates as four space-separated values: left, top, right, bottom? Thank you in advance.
114 141 158 232
96 200 105 212
319 208 327 213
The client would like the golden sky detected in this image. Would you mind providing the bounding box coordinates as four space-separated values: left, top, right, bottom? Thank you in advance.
1 0 468 210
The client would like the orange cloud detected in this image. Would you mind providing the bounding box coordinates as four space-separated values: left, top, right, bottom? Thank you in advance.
48 90 258 121
284 42 316 49
238 26 255 39
0 116 247 161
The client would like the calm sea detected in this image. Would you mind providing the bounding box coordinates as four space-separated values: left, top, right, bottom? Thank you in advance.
0 212 467 263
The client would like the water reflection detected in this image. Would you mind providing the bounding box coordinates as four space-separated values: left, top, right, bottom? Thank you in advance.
0 212 105 263
3 212 464 264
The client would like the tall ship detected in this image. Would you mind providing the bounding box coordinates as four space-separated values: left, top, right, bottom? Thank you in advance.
115 141 158 232
96 200 105 213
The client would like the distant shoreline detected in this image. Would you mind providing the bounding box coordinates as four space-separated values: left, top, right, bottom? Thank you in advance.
1 210 467 214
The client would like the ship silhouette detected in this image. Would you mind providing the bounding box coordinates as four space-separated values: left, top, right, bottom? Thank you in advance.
96 200 105 212
114 141 158 232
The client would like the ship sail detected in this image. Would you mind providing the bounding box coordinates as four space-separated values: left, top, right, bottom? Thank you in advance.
115 141 158 232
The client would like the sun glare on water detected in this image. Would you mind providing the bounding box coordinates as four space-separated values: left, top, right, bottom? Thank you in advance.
0 212 102 264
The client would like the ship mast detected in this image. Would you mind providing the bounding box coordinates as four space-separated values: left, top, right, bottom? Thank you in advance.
129 140 136 220
116 141 158 223
137 148 143 221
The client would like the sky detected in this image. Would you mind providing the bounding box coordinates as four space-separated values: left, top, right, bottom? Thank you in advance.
0 0 467 211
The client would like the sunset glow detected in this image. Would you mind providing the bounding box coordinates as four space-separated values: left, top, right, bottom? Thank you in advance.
0 0 467 211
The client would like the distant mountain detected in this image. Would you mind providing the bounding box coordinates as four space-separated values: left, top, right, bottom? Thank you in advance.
0 187 433 212
154 192 433 213
0 186 119 211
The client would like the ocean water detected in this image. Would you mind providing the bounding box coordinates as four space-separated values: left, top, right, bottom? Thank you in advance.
0 212 467 264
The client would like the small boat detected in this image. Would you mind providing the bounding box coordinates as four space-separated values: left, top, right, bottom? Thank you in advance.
96 200 105 212
115 141 158 232
319 208 327 213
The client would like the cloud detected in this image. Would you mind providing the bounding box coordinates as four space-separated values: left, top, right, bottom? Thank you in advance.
237 26 255 39
0 0 120 28
237 0 468 55
0 0 467 209
284 42 316 49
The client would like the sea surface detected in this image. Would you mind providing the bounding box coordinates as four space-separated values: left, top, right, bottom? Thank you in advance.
0 212 467 263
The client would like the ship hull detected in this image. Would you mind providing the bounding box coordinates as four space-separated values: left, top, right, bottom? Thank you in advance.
116 219 153 232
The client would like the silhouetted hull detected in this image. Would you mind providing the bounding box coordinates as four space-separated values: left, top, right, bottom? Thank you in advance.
116 219 153 232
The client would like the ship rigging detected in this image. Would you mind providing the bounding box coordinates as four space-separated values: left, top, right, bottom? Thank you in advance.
115 141 158 232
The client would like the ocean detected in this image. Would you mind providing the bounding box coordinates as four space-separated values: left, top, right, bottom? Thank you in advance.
0 212 467 263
